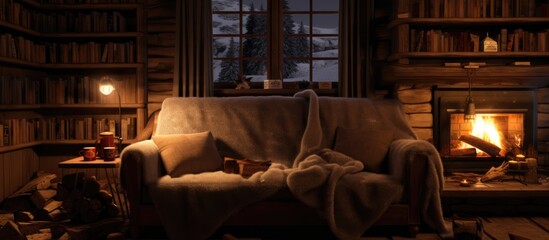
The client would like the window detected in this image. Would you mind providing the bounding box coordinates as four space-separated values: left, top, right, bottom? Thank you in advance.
212 0 339 86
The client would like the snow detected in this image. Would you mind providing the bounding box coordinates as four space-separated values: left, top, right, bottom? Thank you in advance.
213 0 339 82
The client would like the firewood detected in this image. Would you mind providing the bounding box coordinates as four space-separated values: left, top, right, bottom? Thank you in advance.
104 203 120 218
55 184 70 201
0 213 15 226
10 174 57 196
80 210 101 224
50 225 67 239
35 208 69 222
96 190 113 205
17 221 57 236
459 134 502 157
481 161 509 182
64 217 124 240
0 194 34 212
0 220 23 240
82 177 101 197
14 211 34 222
42 200 62 213
30 190 57 209
450 147 477 156
61 198 74 211
90 199 103 211
61 173 86 191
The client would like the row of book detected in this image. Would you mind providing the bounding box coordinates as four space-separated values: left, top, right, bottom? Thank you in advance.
0 75 138 105
410 28 549 52
0 117 137 147
407 0 549 18
42 0 141 3
0 33 136 63
1 1 135 32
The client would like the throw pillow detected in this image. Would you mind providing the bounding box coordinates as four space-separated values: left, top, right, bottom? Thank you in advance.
333 127 394 173
152 131 223 177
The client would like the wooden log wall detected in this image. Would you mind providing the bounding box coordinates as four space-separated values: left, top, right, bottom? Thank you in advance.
146 0 177 115
395 85 434 142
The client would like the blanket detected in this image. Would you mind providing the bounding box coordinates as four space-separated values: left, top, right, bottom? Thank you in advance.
150 164 289 240
292 90 451 239
290 90 403 239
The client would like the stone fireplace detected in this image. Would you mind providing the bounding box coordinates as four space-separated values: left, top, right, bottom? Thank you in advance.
433 89 536 173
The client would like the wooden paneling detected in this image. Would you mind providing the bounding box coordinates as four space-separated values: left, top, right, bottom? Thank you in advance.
146 0 176 116
0 149 39 203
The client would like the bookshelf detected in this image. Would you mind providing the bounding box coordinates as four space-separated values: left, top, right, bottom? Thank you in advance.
384 0 549 85
0 0 146 154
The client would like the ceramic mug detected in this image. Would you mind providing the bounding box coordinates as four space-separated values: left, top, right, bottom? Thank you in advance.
96 131 115 158
79 147 97 161
103 147 116 161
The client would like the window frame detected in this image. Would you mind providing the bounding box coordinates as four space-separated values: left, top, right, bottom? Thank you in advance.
212 0 340 90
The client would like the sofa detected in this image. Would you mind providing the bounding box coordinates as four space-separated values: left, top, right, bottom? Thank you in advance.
120 90 450 239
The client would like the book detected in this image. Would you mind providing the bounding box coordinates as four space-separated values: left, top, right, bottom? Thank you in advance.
444 62 462 67
510 61 531 66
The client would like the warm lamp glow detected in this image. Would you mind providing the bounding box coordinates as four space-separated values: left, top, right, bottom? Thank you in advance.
99 79 115 95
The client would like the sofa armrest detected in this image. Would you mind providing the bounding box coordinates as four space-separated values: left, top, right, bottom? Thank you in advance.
120 140 163 196
386 139 439 224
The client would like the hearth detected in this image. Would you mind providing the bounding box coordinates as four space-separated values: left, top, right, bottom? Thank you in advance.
434 89 536 173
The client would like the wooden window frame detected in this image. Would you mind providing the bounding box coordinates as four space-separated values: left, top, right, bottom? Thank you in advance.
212 0 339 90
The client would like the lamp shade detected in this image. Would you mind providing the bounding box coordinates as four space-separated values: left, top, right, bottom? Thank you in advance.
99 78 115 96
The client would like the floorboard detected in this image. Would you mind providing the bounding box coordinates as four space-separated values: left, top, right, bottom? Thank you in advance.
481 217 549 240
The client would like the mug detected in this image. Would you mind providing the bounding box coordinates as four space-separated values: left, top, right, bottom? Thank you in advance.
79 147 97 161
96 131 116 158
103 147 116 161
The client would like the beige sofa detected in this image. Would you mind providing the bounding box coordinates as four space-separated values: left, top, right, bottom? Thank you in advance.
120 91 449 239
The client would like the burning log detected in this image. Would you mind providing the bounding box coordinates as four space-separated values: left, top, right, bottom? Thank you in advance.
459 134 502 157
450 147 477 156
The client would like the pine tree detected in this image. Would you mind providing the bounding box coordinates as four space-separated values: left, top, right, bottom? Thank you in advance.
282 0 297 78
243 3 267 75
295 21 309 62
218 37 239 82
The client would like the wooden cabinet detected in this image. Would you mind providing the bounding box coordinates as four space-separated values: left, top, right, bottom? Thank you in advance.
383 0 549 86
0 0 146 154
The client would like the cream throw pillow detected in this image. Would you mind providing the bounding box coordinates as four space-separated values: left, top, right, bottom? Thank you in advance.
333 127 394 173
152 131 222 177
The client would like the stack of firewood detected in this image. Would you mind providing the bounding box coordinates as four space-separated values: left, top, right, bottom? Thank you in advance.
57 173 119 224
0 171 123 240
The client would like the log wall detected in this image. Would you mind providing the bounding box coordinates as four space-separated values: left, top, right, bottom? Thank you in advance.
146 0 177 115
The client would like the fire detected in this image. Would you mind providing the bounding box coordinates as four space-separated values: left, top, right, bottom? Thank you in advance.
464 114 504 155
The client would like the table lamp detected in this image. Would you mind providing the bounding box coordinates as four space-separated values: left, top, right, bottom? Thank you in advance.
99 77 123 157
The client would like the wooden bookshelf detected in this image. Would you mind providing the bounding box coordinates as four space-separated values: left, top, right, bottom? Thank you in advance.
382 0 549 85
0 1 146 151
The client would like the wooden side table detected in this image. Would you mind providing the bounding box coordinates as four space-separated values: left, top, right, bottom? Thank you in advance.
58 157 129 219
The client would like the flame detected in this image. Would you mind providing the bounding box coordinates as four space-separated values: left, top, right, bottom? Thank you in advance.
463 114 504 155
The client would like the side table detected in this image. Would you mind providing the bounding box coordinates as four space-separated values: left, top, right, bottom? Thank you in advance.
58 157 129 219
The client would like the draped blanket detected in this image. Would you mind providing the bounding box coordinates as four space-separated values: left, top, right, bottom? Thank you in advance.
149 90 450 240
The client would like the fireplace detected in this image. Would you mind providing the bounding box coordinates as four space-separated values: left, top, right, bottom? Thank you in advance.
434 89 537 173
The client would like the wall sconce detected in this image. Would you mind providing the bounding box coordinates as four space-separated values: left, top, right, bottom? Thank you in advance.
99 76 123 156
464 66 477 121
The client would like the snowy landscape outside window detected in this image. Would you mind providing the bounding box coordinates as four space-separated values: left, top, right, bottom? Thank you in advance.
212 0 339 85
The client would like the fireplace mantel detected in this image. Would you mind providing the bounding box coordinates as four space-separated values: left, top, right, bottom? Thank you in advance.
382 64 549 88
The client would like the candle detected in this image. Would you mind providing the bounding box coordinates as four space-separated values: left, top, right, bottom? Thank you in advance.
508 160 518 170
460 179 472 187
515 154 526 161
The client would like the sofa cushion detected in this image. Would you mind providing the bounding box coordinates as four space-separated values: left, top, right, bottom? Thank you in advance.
333 127 393 173
152 131 223 177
